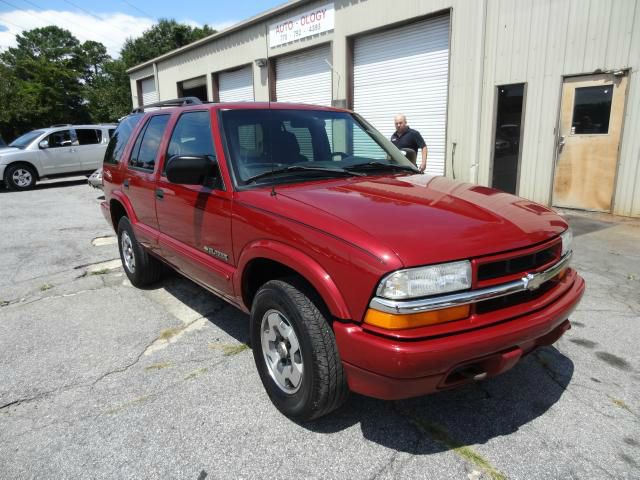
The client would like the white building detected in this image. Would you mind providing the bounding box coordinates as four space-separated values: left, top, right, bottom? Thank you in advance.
128 0 640 217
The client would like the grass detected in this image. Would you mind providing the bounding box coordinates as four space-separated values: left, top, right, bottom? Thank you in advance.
39 283 54 291
158 326 184 341
104 395 151 415
184 367 207 380
223 344 250 356
90 268 111 276
609 395 634 414
400 409 506 480
145 362 171 371
0 300 9 307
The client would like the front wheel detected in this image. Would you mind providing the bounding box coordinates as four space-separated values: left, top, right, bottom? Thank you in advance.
251 278 349 421
5 164 36 190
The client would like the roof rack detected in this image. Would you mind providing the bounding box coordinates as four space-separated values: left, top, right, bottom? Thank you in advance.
50 123 72 127
131 97 203 114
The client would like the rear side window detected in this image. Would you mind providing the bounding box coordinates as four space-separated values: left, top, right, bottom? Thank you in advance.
165 111 215 173
129 115 170 171
76 129 102 145
104 114 144 165
108 129 116 139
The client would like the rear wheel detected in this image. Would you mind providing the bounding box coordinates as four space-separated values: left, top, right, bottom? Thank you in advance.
251 278 349 421
117 216 162 287
5 164 36 190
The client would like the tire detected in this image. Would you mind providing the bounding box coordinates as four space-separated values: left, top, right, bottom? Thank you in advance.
5 164 36 190
117 216 162 287
251 278 349 421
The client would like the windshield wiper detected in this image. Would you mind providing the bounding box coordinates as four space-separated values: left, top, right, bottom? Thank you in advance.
346 162 419 173
245 165 365 184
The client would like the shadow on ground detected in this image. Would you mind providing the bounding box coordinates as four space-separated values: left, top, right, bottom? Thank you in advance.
0 179 88 193
150 271 573 461
308 346 573 458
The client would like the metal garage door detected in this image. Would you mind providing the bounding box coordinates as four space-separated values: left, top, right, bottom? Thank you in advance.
219 66 254 102
353 15 450 175
141 77 158 105
276 45 332 106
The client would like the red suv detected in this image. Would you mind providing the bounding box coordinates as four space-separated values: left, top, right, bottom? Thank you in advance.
101 98 584 420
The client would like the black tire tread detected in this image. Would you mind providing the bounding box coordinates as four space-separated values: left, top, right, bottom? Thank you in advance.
4 163 36 191
263 277 349 420
117 217 162 287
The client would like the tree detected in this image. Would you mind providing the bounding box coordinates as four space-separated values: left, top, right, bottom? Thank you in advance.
120 19 215 69
0 26 90 139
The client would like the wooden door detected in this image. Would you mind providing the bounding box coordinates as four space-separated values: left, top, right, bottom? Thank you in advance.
552 73 628 212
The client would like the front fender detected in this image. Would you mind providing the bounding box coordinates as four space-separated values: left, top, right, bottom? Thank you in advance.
235 240 352 320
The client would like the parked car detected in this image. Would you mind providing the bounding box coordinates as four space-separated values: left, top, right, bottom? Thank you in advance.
88 168 103 190
101 99 584 421
0 124 116 190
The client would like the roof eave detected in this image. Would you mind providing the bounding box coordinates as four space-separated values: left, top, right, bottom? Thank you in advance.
126 0 311 74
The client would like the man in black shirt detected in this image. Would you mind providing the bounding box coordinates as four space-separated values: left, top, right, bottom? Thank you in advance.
390 114 428 172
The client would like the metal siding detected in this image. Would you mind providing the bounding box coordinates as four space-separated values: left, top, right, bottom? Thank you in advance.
275 45 332 106
219 66 254 102
353 15 450 175
480 0 639 216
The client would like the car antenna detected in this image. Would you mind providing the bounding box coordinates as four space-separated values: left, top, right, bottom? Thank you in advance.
265 22 276 197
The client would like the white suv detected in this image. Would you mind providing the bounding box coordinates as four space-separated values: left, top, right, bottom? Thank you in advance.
0 124 116 190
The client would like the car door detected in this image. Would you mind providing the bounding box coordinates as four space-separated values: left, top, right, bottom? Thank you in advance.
39 129 80 175
74 128 106 171
123 114 171 251
155 110 235 297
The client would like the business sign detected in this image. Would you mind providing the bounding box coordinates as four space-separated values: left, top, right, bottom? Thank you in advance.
269 3 334 48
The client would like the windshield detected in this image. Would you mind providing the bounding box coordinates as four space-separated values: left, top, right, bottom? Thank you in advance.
220 109 417 187
9 130 45 149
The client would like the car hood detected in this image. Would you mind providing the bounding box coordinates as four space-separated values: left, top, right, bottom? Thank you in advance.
276 174 568 267
0 147 22 158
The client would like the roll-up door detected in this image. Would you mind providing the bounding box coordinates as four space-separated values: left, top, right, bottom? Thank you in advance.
276 45 332 106
353 15 450 175
140 77 158 106
219 66 254 102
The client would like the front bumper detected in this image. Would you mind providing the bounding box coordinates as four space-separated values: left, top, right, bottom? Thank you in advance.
334 271 585 400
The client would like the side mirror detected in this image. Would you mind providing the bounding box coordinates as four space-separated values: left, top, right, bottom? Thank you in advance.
166 155 217 185
400 148 417 165
39 140 49 149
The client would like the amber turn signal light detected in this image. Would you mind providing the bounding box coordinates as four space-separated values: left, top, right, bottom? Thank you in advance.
364 304 470 330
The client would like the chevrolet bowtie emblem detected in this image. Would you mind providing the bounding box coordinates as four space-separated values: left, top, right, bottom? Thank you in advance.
523 273 545 291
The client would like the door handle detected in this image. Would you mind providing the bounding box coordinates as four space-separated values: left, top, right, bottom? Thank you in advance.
155 188 164 199
557 135 566 153
123 178 129 189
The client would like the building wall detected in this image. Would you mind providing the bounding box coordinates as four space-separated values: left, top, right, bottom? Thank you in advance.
128 0 640 217
476 0 640 217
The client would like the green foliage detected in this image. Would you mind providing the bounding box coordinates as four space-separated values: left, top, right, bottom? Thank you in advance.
0 20 216 142
120 19 215 69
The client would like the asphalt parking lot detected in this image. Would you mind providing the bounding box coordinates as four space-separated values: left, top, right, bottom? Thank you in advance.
1 179 639 480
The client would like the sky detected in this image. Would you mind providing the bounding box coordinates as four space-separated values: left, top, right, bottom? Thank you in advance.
0 0 285 57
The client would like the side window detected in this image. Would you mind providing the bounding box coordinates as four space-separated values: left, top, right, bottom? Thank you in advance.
108 129 116 139
104 114 144 165
129 115 170 171
47 130 74 148
76 129 102 145
165 111 215 173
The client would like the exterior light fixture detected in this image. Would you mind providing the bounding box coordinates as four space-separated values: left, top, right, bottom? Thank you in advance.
255 58 267 67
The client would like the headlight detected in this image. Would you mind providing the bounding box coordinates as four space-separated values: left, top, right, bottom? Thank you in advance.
377 260 472 300
560 229 573 257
